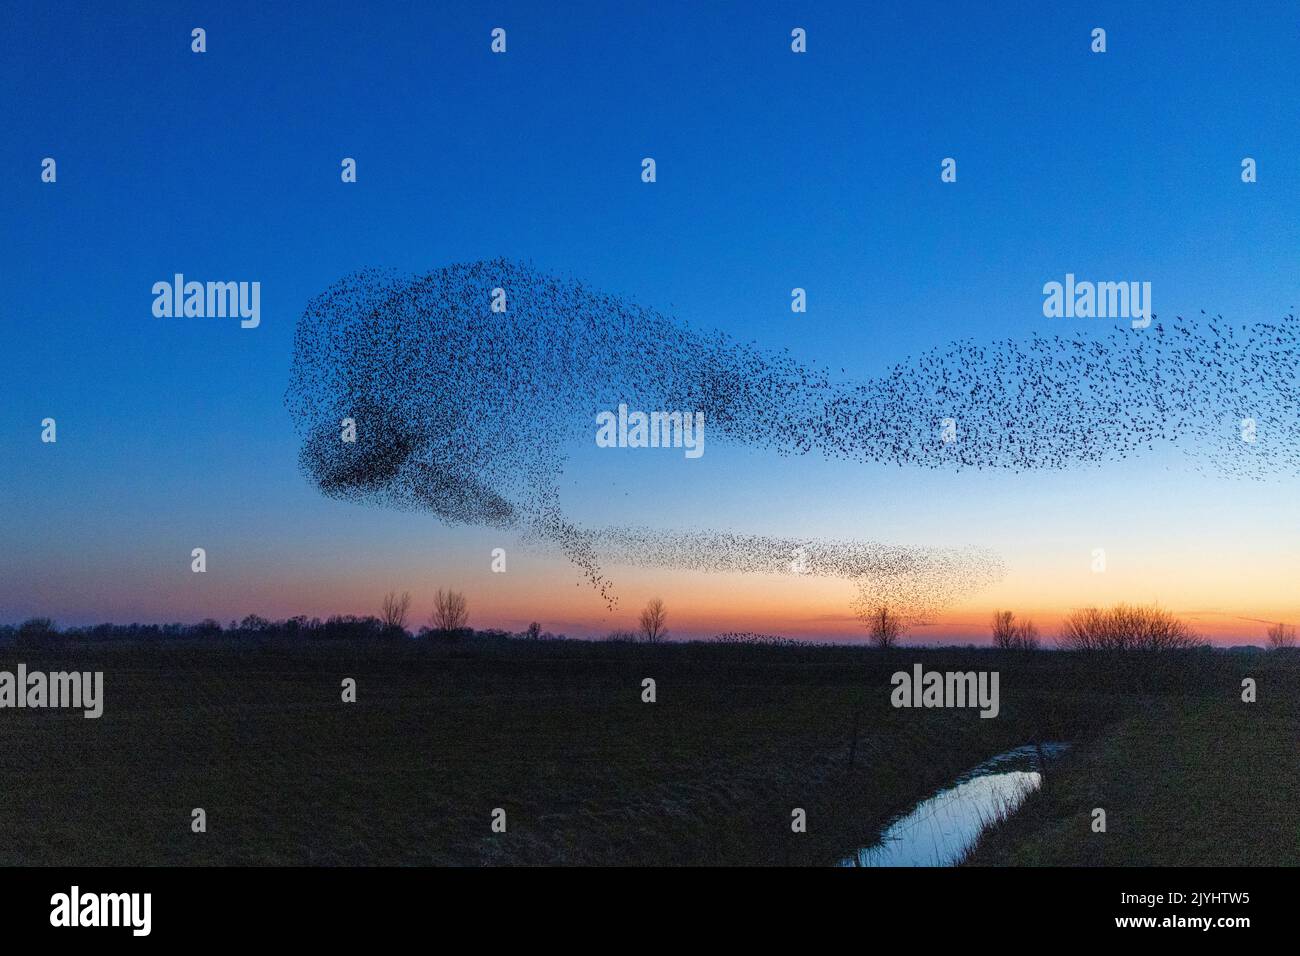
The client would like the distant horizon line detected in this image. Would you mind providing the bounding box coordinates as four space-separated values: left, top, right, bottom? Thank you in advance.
0 614 1280 649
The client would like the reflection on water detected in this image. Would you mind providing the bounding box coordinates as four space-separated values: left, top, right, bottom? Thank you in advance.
840 743 1069 867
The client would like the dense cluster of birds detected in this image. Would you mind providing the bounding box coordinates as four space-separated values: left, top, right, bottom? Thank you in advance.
592 527 1003 624
711 633 807 646
286 259 1298 622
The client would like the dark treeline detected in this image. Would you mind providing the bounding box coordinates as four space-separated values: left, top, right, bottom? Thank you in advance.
0 615 546 646
0 613 1284 654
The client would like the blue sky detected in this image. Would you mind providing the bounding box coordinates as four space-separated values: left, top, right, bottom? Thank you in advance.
3 1 1298 639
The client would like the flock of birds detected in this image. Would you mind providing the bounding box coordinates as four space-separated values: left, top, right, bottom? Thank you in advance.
286 259 1298 623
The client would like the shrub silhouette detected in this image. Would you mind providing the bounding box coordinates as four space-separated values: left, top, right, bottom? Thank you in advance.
1058 603 1202 651
1266 622 1296 650
16 617 58 648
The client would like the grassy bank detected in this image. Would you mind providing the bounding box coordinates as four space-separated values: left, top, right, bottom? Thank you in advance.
963 671 1300 865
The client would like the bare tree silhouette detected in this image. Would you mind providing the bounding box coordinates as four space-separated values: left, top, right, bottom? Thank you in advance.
865 605 904 649
380 591 412 631
1014 619 1041 650
1266 622 1296 650
991 610 1040 650
429 589 469 633
991 610 1017 649
638 598 668 643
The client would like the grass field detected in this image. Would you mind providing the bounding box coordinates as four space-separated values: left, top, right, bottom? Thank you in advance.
964 694 1300 866
0 637 1293 865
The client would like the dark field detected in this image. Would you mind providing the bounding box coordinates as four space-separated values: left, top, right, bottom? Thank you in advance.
0 638 1293 866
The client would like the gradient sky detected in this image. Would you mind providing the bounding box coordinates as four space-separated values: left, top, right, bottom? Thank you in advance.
4 1 1298 643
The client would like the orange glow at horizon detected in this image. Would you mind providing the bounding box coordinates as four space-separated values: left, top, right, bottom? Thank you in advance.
193 557 1299 645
